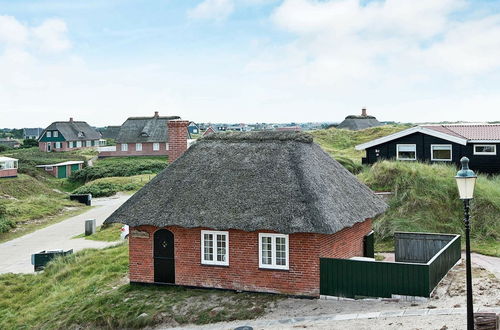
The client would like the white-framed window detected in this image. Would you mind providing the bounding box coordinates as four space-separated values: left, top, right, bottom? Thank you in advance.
55 142 61 149
396 144 417 161
201 230 229 266
46 131 52 138
45 166 53 171
76 141 82 148
86 141 91 147
166 143 169 151
431 144 452 161
53 131 58 137
136 143 142 151
153 143 160 151
259 233 289 270
474 144 496 155
121 143 128 151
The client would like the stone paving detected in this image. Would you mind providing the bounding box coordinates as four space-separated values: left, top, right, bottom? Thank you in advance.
168 307 500 330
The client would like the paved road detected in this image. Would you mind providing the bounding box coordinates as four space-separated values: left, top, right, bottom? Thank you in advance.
0 193 130 274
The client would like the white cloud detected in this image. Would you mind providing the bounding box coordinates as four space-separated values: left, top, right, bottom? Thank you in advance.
188 0 235 21
0 15 29 45
32 19 71 53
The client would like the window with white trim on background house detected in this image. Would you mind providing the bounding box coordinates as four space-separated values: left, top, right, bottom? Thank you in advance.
153 143 160 151
76 141 82 148
166 143 169 150
136 143 142 151
121 143 128 151
55 142 61 149
86 141 91 147
259 233 289 270
53 131 58 137
201 230 229 266
473 144 496 155
431 145 452 161
396 144 417 161
46 131 52 138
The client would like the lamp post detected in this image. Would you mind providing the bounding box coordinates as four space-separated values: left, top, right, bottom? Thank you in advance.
455 157 476 330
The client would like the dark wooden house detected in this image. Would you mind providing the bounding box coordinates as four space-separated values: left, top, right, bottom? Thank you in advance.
356 124 500 174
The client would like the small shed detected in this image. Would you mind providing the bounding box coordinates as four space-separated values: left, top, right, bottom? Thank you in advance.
0 157 18 178
36 161 84 179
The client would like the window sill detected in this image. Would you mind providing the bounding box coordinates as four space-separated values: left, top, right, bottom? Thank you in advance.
200 263 229 268
258 267 289 272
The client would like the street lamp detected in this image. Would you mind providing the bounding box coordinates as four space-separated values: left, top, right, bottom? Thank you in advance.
455 157 476 330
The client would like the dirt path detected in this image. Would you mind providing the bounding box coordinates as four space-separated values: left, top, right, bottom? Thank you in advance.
0 193 130 274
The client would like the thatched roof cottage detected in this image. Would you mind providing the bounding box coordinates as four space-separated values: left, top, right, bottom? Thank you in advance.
104 131 387 296
337 108 382 130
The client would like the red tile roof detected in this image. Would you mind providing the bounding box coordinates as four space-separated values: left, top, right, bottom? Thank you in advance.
423 124 500 141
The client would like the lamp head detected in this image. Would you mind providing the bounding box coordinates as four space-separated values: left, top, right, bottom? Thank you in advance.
455 157 476 200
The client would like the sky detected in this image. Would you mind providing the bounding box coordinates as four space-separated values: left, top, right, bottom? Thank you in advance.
1 0 500 128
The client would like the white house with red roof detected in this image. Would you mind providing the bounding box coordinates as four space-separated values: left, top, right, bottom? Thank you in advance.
355 124 500 174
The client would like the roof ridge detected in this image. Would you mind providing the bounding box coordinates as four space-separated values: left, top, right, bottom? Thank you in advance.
201 131 314 143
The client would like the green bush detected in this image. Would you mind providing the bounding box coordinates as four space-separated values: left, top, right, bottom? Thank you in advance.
69 157 167 183
335 156 364 174
72 181 143 197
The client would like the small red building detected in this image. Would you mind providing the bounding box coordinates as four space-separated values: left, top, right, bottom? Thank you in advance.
104 131 386 297
36 161 84 179
0 157 18 178
98 112 189 162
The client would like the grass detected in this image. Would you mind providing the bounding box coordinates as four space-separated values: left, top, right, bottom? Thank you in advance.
0 244 278 329
73 223 123 242
71 174 155 197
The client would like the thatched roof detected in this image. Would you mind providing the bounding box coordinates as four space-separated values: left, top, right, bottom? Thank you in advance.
337 118 382 130
105 131 387 234
40 121 101 141
116 115 180 143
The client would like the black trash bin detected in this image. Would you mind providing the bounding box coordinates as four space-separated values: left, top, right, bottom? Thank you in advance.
31 249 73 271
70 194 92 206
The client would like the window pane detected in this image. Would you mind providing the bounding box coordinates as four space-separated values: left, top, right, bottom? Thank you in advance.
216 234 226 262
398 151 416 159
476 145 495 153
398 145 415 152
275 237 286 266
261 236 272 265
204 234 213 261
433 149 451 160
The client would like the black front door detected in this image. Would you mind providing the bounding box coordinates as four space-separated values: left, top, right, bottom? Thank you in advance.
153 229 175 283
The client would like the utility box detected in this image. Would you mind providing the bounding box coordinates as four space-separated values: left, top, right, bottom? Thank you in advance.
85 219 96 236
31 249 73 271
70 194 92 206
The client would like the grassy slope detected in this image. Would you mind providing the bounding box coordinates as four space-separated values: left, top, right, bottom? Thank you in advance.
73 223 123 242
0 174 85 236
72 174 155 197
0 244 277 329
312 126 500 256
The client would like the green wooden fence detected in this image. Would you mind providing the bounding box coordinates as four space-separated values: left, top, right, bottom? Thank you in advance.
320 233 461 298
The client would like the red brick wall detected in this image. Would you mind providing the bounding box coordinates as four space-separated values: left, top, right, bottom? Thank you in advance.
0 169 17 178
167 120 189 162
100 142 169 157
128 219 372 297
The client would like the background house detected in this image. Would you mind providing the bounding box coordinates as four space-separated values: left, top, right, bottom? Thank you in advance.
0 138 21 149
356 124 500 174
98 112 190 162
104 131 386 297
38 118 102 152
187 122 199 135
98 126 121 140
23 128 44 140
36 161 84 179
337 108 382 130
0 157 18 178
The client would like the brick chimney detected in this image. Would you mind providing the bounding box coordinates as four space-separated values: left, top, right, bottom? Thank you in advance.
154 111 159 118
167 120 189 163
69 117 74 123
361 108 367 117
